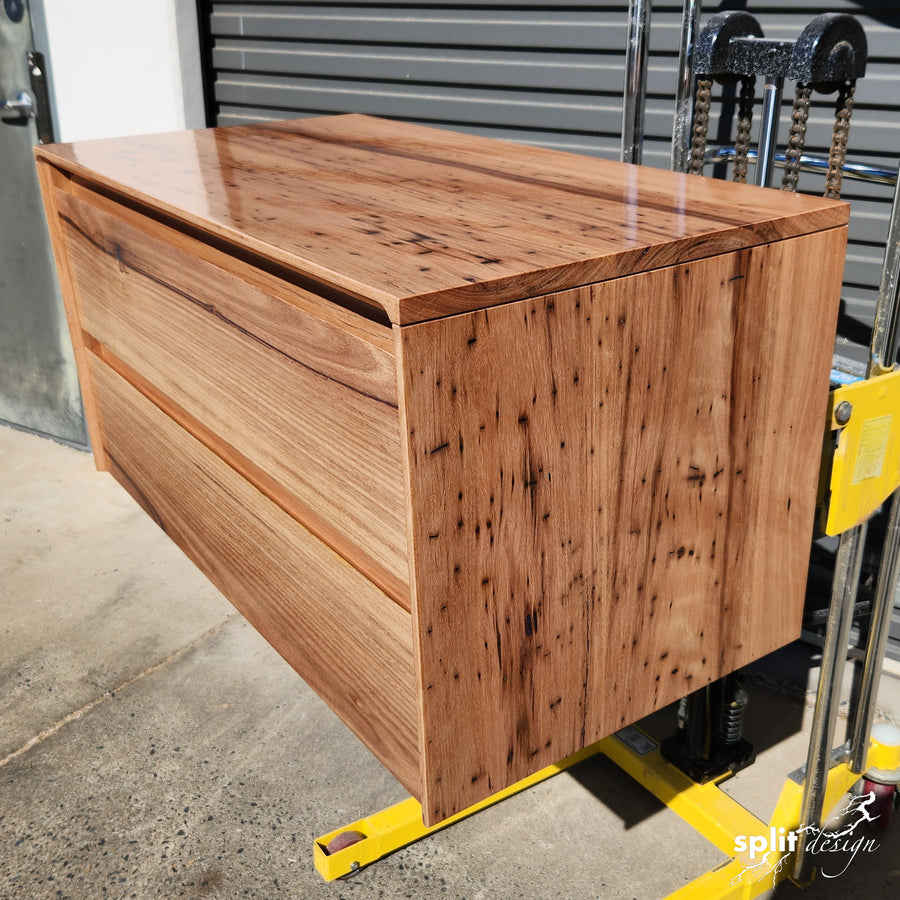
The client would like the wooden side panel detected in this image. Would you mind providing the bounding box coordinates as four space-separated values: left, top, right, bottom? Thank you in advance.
53 184 409 606
400 228 846 824
33 161 108 467
88 353 420 797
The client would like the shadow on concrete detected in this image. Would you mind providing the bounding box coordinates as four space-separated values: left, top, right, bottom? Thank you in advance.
563 661 813 834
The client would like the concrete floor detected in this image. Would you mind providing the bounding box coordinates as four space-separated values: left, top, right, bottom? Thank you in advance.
2 423 899 899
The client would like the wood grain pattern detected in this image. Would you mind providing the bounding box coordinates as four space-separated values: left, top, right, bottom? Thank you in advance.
400 227 845 824
35 116 851 829
88 353 420 796
56 183 409 606
35 115 849 324
33 161 108 467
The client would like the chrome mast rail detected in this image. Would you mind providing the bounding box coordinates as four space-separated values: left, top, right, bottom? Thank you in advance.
704 147 898 186
671 1 703 174
795 158 900 883
621 0 652 165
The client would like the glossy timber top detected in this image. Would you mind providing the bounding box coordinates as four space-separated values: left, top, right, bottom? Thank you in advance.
35 114 849 325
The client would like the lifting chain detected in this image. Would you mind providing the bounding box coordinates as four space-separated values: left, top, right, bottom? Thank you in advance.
781 83 812 193
825 79 856 200
732 76 755 185
686 76 857 200
688 78 713 176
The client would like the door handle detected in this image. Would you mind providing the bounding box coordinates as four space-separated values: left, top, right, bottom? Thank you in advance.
0 89 35 121
0 52 54 143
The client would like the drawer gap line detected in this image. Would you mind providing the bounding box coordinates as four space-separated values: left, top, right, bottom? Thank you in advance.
84 337 412 613
58 210 398 411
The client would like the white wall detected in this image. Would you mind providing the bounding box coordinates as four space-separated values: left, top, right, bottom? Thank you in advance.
34 0 204 143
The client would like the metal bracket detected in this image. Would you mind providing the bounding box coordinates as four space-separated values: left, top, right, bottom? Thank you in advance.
27 51 55 144
693 11 765 79
790 14 868 86
694 11 867 84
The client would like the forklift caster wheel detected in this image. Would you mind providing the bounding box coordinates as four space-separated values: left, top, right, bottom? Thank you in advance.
325 830 366 855
862 779 897 832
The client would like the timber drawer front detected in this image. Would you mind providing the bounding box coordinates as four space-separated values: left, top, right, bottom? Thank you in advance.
36 114 849 825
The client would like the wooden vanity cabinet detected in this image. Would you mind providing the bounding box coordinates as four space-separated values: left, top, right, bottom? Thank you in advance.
35 114 847 825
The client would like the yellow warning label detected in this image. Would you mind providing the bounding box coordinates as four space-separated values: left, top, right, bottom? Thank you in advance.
852 415 892 484
825 369 900 534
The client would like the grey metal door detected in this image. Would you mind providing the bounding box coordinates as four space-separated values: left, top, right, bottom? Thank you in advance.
0 0 84 445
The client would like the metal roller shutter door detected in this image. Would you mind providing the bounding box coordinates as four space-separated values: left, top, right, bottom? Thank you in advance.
198 1 900 657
